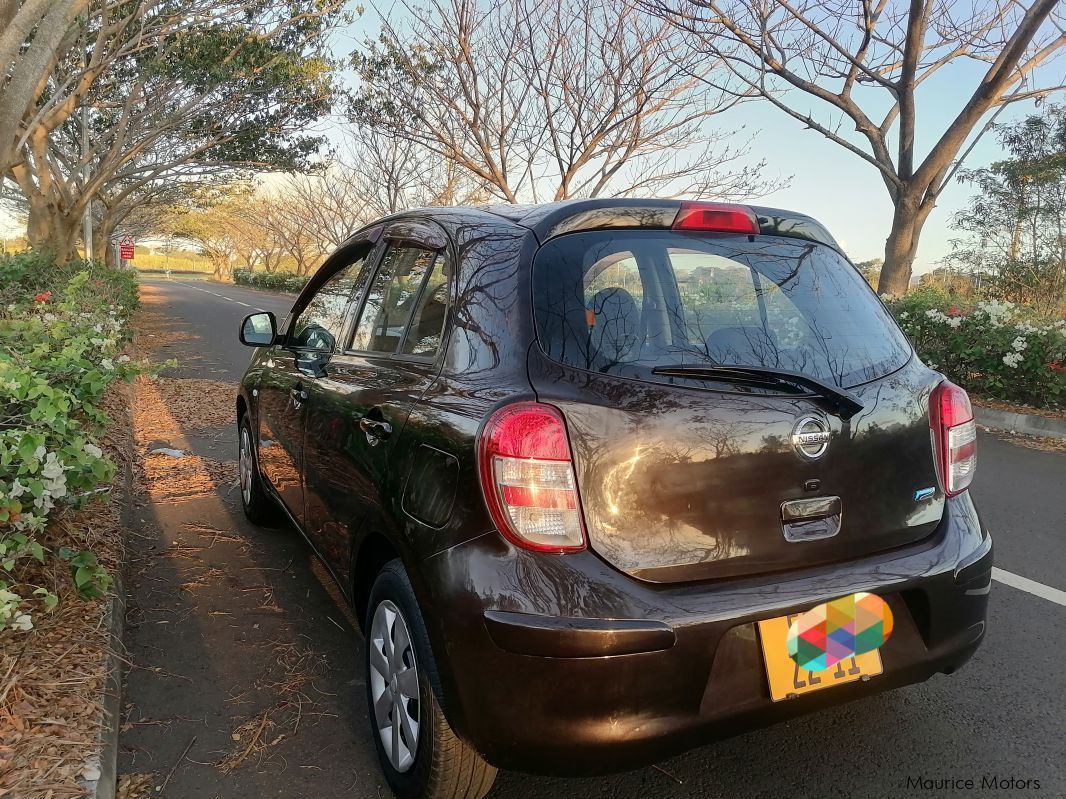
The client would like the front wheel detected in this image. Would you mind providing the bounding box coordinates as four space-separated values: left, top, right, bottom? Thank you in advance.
365 561 497 799
238 413 282 526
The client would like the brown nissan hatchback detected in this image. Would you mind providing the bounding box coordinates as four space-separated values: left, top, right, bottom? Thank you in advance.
236 199 992 799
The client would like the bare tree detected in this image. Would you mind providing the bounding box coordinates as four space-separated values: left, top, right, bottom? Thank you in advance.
335 128 492 216
351 0 777 203
644 0 1066 295
259 129 493 274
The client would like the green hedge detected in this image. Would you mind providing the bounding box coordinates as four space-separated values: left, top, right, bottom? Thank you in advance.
0 253 143 631
233 268 309 293
887 287 1066 410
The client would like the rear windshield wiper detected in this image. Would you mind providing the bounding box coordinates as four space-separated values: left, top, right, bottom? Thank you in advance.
650 364 864 420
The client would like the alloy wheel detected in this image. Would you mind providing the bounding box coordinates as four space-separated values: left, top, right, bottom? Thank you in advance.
239 426 253 507
369 599 421 772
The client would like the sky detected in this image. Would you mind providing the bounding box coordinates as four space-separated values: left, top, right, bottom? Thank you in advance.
1 3 1054 275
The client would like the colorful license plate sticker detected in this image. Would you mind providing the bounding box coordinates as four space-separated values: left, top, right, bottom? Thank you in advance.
758 614 882 701
788 592 893 671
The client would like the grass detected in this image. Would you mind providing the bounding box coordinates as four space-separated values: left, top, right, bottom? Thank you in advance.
134 251 214 274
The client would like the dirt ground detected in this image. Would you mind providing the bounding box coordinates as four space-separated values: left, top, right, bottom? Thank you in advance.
117 285 382 798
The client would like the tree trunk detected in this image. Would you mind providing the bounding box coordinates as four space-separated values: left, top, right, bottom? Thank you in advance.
95 215 117 265
212 256 234 282
26 196 80 262
878 199 930 297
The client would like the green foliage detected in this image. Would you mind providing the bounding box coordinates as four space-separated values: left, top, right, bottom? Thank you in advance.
233 268 309 293
90 1 345 174
854 258 883 288
887 291 1066 409
947 105 1066 314
0 252 142 631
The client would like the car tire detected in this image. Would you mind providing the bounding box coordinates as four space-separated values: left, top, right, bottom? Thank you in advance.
365 560 497 799
238 413 282 527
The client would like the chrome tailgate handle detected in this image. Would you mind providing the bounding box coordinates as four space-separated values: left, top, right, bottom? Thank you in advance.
781 496 841 542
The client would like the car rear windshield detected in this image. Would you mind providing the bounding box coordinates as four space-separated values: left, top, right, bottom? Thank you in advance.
532 231 912 389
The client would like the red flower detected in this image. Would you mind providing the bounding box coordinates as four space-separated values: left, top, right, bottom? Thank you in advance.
947 305 961 316
1050 361 1065 373
33 291 51 303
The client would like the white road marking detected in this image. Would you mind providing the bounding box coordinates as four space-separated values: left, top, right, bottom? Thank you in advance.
160 280 282 314
992 567 1066 607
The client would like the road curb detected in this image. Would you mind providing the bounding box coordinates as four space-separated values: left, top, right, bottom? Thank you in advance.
82 572 126 799
975 406 1066 441
82 431 134 799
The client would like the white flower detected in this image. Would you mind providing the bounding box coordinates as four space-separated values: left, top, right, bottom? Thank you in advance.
84 443 103 459
43 313 56 322
1011 336 1027 352
92 323 104 333
117 355 130 364
976 299 1015 328
101 358 114 370
946 316 963 329
41 453 65 480
1002 352 1024 368
898 312 909 320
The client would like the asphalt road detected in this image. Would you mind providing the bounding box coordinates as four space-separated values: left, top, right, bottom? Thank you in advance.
121 278 1066 799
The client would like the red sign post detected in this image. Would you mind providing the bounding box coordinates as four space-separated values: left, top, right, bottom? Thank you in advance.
119 234 135 261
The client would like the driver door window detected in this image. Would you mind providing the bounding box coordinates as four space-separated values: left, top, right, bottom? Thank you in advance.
290 253 370 352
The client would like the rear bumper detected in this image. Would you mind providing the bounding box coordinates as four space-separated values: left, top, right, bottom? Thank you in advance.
420 493 991 775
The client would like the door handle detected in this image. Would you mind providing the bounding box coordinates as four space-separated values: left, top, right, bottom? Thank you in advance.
359 416 393 445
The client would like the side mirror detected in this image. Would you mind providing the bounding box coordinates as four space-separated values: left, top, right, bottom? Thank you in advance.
239 312 277 347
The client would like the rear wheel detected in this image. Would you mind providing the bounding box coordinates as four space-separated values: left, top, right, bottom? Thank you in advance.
365 561 497 799
238 413 281 526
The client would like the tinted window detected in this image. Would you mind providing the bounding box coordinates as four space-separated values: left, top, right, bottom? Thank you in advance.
290 254 369 351
350 244 448 356
533 231 911 388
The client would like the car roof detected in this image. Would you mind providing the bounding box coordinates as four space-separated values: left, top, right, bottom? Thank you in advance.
366 198 846 256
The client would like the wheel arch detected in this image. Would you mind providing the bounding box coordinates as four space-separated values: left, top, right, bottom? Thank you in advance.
351 531 402 633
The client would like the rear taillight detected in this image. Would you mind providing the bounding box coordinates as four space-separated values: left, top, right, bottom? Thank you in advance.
478 402 587 552
929 380 976 496
672 201 760 234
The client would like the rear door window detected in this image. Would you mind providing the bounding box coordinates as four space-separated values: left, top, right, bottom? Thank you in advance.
349 244 449 357
532 231 911 388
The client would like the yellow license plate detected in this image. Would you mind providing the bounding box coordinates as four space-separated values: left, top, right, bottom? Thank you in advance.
757 613 882 702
